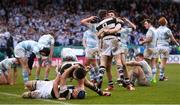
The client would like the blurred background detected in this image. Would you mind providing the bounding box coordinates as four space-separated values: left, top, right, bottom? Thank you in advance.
0 0 179 60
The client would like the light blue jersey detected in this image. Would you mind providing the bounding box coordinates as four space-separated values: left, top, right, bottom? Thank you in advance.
14 40 43 58
139 60 152 81
0 58 16 74
118 28 132 47
38 34 55 48
145 26 157 49
156 26 172 46
83 30 98 48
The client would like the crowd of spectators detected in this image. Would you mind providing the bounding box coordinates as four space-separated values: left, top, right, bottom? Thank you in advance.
0 0 179 51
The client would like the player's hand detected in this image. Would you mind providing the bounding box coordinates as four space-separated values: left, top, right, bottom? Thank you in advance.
102 91 111 96
58 98 66 101
89 16 97 20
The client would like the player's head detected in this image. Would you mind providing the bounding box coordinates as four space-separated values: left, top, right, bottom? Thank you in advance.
71 88 86 99
107 10 118 18
98 9 108 19
73 66 86 80
159 17 168 26
61 48 78 62
135 53 144 61
39 47 50 56
143 19 152 29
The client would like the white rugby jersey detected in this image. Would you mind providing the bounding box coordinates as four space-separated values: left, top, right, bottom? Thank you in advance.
0 58 16 71
139 60 152 78
156 26 173 46
118 28 132 46
15 40 43 55
83 30 98 48
38 34 55 48
145 26 157 48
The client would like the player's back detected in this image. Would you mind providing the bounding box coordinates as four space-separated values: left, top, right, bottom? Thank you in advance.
38 34 55 48
0 58 15 70
96 17 119 34
83 30 98 48
156 26 172 46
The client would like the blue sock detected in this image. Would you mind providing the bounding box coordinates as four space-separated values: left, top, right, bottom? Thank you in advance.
152 67 157 78
22 70 29 83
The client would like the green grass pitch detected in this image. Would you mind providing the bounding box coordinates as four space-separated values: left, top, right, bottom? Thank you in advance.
0 64 180 104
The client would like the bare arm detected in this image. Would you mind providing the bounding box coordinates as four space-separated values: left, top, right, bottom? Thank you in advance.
49 45 54 59
103 24 121 34
170 35 180 46
80 16 97 26
140 36 152 45
126 61 141 66
82 38 87 48
123 18 136 30
60 64 79 86
53 74 61 98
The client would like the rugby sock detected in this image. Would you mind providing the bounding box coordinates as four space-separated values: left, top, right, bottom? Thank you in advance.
97 66 106 89
159 67 165 79
89 67 95 81
22 70 29 83
117 65 124 80
98 66 105 78
108 81 113 86
130 73 137 85
152 67 157 81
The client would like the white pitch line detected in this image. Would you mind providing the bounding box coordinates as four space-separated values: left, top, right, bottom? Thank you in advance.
0 92 70 105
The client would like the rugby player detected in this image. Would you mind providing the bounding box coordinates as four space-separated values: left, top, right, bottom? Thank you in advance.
156 17 179 81
96 10 134 91
0 58 19 85
35 33 55 81
14 40 50 84
126 53 152 86
81 16 99 84
140 19 158 83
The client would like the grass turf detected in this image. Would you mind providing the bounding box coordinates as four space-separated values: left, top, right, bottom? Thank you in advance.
0 64 180 104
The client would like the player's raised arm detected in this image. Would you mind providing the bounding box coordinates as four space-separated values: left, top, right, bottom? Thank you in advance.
122 17 136 30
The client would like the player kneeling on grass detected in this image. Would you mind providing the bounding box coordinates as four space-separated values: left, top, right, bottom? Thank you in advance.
0 58 19 85
126 53 152 86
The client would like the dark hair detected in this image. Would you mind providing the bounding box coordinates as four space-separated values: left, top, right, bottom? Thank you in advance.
39 47 50 56
74 67 86 80
98 9 107 19
142 19 152 24
77 90 86 99
136 53 144 58
108 10 118 17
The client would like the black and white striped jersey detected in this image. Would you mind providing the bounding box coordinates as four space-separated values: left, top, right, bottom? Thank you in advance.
96 17 121 37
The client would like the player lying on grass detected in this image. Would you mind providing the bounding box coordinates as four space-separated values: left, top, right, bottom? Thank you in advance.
22 80 85 100
0 58 19 85
126 53 152 86
22 64 110 100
